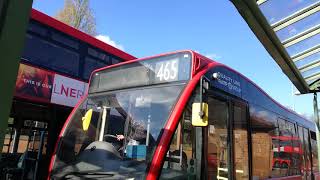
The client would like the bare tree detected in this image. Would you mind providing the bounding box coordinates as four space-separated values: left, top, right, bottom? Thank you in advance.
55 0 96 36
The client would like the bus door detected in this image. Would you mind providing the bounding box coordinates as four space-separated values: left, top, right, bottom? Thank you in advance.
298 125 312 179
206 95 249 180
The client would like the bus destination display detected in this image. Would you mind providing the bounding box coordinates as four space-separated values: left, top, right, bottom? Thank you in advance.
89 52 191 93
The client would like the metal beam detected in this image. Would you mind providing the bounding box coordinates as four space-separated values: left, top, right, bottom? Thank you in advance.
299 60 320 73
256 0 268 6
293 46 320 62
272 2 320 31
230 0 310 93
310 78 320 91
292 44 320 60
299 59 320 72
282 24 320 45
305 71 320 82
283 27 320 48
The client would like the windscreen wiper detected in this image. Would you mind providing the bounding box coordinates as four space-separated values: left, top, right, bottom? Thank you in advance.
63 171 115 179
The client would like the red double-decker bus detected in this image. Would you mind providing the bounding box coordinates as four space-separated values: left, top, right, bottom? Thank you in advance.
272 136 302 169
48 51 319 179
1 9 135 179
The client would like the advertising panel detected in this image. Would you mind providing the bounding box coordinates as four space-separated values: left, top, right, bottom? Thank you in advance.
51 74 87 107
15 63 87 107
15 63 54 103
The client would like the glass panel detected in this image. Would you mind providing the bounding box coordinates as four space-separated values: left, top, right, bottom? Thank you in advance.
89 52 192 93
83 57 107 80
251 105 280 179
276 12 320 41
259 0 319 24
88 47 99 57
233 104 249 180
52 85 185 179
306 77 320 85
112 57 121 64
286 33 320 56
286 121 301 176
274 119 291 177
1 118 14 153
98 53 108 61
301 65 320 78
303 128 312 178
207 98 229 180
310 131 319 174
295 51 320 68
88 47 110 63
298 126 307 178
51 31 79 49
161 107 197 179
28 21 47 36
22 34 80 76
2 128 13 153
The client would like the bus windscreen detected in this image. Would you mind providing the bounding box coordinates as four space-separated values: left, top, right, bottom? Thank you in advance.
89 52 192 93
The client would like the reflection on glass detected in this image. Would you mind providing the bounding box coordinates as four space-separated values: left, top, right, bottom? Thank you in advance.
286 33 320 56
83 57 107 79
259 0 319 24
303 128 312 178
302 65 320 78
307 78 319 85
161 108 198 179
298 126 307 179
250 107 295 179
272 119 302 176
207 98 229 180
233 105 249 180
276 12 320 41
295 51 320 68
310 131 319 174
51 85 184 179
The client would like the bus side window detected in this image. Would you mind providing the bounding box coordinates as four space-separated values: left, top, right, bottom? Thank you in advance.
298 125 313 179
303 128 312 178
310 131 319 175
233 103 249 180
251 106 280 179
207 98 229 180
160 108 197 179
298 126 306 177
275 119 299 176
286 121 300 176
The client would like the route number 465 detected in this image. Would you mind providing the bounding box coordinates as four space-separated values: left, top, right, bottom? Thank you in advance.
156 60 178 81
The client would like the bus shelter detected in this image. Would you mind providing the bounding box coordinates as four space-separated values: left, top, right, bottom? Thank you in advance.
231 0 320 127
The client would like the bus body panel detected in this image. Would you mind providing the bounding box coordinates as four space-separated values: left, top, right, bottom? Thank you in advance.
147 62 217 179
48 51 319 179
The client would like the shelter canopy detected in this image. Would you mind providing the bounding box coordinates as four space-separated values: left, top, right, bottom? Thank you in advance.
231 0 320 94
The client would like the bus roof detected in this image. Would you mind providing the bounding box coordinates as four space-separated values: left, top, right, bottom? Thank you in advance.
194 51 315 128
30 9 136 61
96 50 314 127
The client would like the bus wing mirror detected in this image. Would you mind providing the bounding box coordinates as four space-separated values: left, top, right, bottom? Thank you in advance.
192 102 208 126
82 109 93 131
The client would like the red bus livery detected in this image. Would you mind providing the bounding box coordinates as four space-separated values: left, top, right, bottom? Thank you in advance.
48 51 320 179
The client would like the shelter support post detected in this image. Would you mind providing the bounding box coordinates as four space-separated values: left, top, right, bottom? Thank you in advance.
0 0 33 156
313 92 320 130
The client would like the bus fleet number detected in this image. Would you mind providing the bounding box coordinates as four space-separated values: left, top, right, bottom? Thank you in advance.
156 61 178 81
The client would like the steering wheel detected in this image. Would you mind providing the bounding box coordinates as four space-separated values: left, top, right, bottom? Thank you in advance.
103 134 124 153
104 134 118 139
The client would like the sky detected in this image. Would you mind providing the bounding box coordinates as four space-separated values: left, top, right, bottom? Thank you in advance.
32 0 314 117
